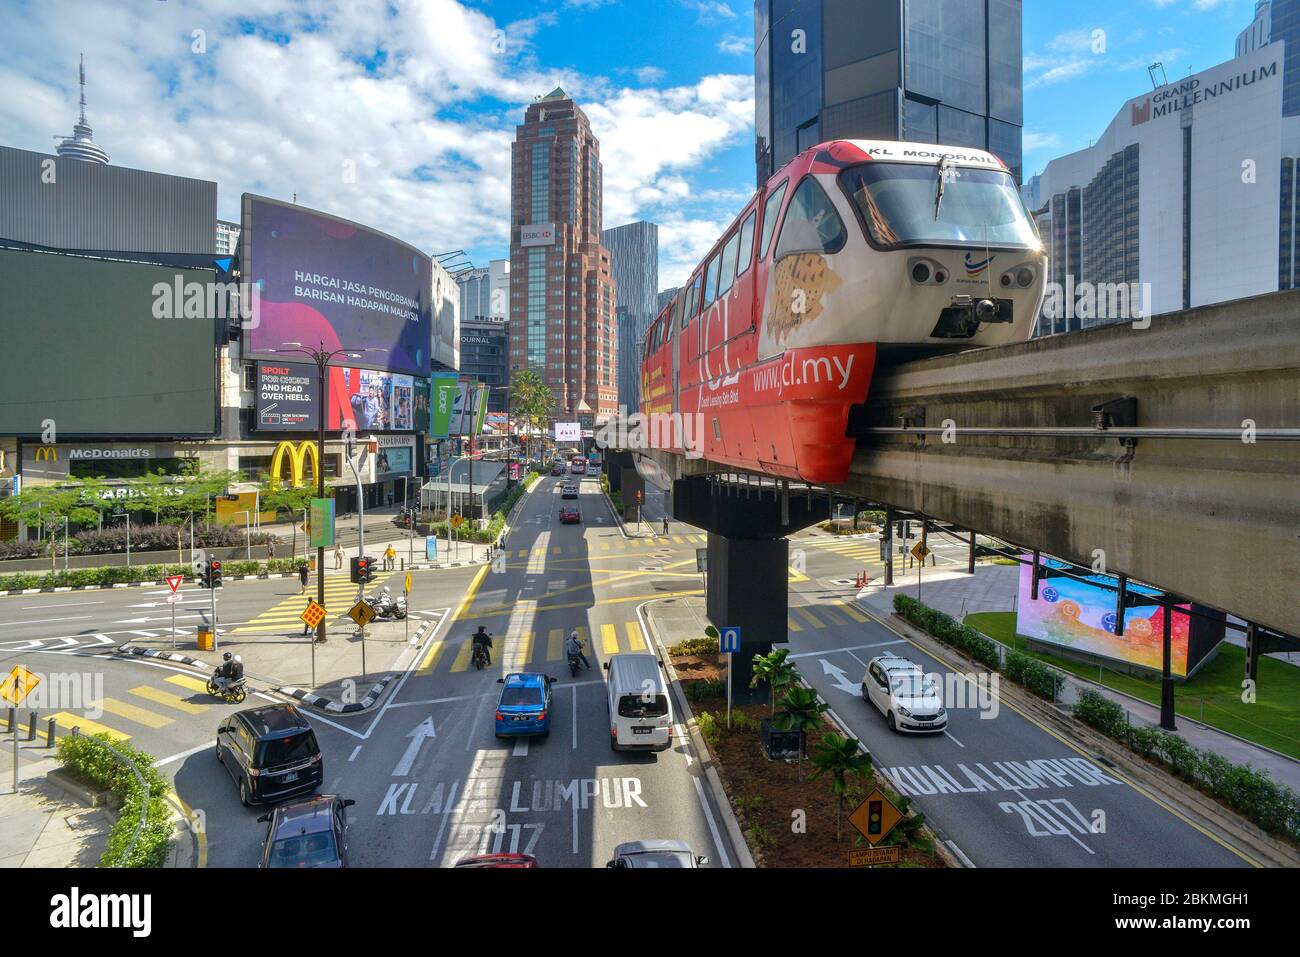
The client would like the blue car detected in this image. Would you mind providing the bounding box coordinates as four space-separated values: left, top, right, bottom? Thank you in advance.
494 672 554 738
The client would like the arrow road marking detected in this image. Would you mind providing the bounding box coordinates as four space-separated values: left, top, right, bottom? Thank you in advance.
819 658 861 696
393 715 437 777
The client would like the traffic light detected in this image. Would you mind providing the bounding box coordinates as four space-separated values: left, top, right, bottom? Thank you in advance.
200 560 211 588
350 556 374 584
635 489 644 504
209 559 223 589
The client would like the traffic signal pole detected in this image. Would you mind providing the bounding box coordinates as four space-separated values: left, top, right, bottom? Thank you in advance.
316 353 328 647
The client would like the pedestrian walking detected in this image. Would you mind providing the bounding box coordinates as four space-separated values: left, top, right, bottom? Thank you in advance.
298 562 309 594
267 539 276 560
334 543 345 569
384 544 396 570
662 516 669 536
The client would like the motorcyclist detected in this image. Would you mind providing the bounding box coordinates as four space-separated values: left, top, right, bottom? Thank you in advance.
471 625 493 665
213 652 241 692
565 629 590 671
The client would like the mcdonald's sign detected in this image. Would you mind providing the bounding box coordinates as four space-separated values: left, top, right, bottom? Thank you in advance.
270 441 319 488
34 446 58 462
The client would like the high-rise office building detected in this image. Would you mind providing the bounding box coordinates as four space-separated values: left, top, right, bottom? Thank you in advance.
215 219 240 256
508 89 618 418
656 287 681 313
754 0 1024 185
461 317 510 411
457 259 510 321
602 221 658 412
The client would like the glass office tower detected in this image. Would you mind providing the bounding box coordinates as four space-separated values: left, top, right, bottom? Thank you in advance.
755 0 1023 185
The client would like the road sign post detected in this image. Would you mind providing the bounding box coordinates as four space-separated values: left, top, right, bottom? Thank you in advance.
910 541 931 602
720 627 741 729
404 572 412 644
166 575 183 650
849 788 904 849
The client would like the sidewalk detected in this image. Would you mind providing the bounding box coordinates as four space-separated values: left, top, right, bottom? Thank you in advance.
856 564 1300 794
0 753 112 867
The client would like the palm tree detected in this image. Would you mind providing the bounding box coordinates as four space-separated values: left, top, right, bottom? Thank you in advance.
510 370 557 457
751 648 796 714
772 685 828 775
809 732 873 841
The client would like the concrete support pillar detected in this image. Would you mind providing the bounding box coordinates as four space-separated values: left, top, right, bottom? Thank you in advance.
706 532 788 705
1160 607 1177 730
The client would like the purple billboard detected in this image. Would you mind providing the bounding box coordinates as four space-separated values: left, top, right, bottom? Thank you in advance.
241 194 432 376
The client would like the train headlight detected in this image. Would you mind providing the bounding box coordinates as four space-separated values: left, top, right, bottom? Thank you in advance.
908 257 947 285
911 262 931 284
1017 267 1035 288
999 273 1013 288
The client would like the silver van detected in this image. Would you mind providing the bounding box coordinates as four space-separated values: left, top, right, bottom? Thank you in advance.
604 653 673 752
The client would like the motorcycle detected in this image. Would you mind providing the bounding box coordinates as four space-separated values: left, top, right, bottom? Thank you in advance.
471 637 491 671
568 652 583 678
206 671 247 703
363 586 407 621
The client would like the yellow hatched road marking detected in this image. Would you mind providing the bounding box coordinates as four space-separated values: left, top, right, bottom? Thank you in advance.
100 698 172 729
794 607 824 628
517 631 534 665
48 713 129 741
820 606 849 626
516 549 528 558
787 615 803 633
450 640 474 672
834 600 868 623
600 543 610 551
132 684 207 715
547 628 564 661
417 640 447 675
672 536 686 544
601 623 618 655
164 674 210 694
625 620 646 651
552 546 562 555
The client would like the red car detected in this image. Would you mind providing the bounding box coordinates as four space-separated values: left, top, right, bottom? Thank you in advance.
559 506 581 524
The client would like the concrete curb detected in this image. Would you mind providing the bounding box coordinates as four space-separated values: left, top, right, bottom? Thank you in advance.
640 600 756 869
115 644 209 670
1 570 318 596
865 603 1300 868
274 673 397 714
408 617 436 647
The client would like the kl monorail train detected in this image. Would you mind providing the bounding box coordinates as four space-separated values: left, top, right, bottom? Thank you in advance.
637 139 1047 486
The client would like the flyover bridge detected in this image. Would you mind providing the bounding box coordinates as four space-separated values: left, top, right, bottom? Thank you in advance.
624 289 1299 691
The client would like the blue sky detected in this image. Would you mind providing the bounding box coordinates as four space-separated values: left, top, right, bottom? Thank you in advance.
0 0 1265 287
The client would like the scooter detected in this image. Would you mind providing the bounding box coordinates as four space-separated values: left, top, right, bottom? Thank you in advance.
206 671 248 703
472 640 491 671
363 586 408 621
568 652 583 678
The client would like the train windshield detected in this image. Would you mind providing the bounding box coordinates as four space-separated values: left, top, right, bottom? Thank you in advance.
838 163 1039 249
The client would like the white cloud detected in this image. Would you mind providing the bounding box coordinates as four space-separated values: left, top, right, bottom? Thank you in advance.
0 0 754 271
634 65 666 84
1022 131 1063 152
680 1 737 23
717 34 752 56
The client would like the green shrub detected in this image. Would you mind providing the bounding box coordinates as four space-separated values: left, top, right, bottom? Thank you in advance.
1072 688 1129 738
58 733 173 868
730 710 758 732
685 678 726 702
669 636 719 656
1003 650 1065 701
696 711 720 748
745 823 772 849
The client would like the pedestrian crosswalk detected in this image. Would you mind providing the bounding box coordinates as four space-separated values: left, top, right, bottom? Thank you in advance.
414 598 871 675
802 535 883 562
231 571 397 634
511 533 706 559
43 673 216 744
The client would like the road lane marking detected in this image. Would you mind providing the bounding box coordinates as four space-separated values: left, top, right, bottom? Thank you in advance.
100 698 172 729
512 737 529 756
944 730 966 748
450 639 474 673
794 607 824 628
786 639 906 659
571 686 578 749
0 615 94 627
626 620 646 651
946 840 976 867
48 712 129 741
787 615 803 633
131 684 208 715
20 601 104 609
547 629 565 662
601 623 619 655
418 639 448 674
692 775 731 869
833 599 868 623
349 745 362 762
518 630 535 665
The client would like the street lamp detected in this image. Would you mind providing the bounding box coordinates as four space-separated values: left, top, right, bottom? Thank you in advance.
276 342 382 650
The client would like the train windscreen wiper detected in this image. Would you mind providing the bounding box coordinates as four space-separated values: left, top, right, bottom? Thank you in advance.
934 156 954 221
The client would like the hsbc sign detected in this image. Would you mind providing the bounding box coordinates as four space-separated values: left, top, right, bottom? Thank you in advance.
521 223 556 247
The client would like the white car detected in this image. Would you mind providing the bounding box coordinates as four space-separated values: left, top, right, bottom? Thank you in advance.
861 654 947 733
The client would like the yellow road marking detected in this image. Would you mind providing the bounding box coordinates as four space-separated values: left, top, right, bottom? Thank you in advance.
100 698 172 729
165 674 210 694
517 630 534 665
820 606 849 626
834 600 868 623
626 620 646 651
601 623 619 655
516 549 528 558
794 607 824 628
787 615 803 633
547 628 564 662
48 712 129 741
132 685 207 715
450 640 474 673
417 640 448 675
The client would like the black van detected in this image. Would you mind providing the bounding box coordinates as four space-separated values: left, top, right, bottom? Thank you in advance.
216 704 323 806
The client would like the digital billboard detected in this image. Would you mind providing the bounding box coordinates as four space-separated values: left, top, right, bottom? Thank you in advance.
325 366 413 432
430 374 459 438
255 360 318 431
412 378 430 433
241 194 432 377
0 249 217 436
555 422 581 442
1015 558 1222 677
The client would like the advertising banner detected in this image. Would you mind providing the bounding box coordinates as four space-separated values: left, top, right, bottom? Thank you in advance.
430 375 459 438
309 497 335 548
391 374 414 431
328 366 392 431
255 361 319 431
242 194 432 377
413 378 431 433
1014 557 1212 677
376 445 413 476
554 422 581 442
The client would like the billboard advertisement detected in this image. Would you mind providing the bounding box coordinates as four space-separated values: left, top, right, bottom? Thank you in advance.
0 249 217 436
324 366 416 432
376 445 413 476
241 194 432 377
555 421 581 442
448 379 486 435
413 378 431 433
430 375 459 438
432 263 460 371
255 360 318 431
1015 558 1221 677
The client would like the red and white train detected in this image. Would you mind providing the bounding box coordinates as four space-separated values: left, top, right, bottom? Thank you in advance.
637 139 1046 486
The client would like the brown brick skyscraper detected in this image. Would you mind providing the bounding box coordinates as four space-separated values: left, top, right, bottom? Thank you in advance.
508 88 618 421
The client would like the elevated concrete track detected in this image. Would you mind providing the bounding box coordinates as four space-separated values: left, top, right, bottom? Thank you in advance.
641 290 1300 638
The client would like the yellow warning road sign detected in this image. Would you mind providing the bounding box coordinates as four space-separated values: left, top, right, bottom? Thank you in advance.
848 788 904 846
910 541 931 563
449 514 464 529
1 666 40 706
299 601 327 630
348 600 377 627
848 845 901 867
404 572 412 595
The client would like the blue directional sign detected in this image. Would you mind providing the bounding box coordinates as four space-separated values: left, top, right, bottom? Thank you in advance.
720 627 741 654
